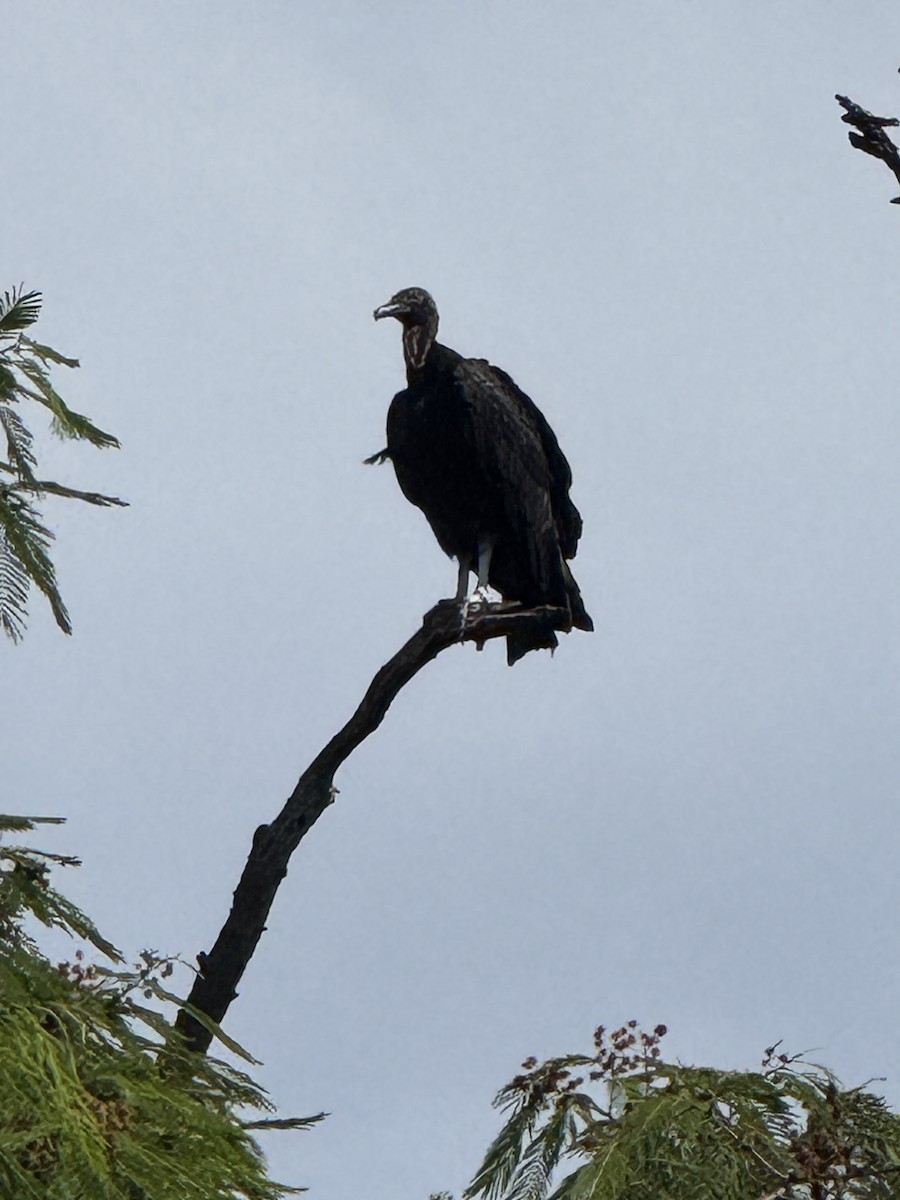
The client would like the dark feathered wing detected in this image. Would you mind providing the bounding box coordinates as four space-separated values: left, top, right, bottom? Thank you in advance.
452 359 565 599
450 359 592 661
479 363 584 560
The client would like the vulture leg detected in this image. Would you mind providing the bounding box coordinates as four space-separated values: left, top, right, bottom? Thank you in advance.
474 539 494 602
455 556 471 602
459 539 495 636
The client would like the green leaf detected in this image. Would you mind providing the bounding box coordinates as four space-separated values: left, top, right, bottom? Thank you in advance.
1 850 119 963
466 1026 900 1200
0 815 67 832
0 363 19 402
14 358 119 447
0 405 37 483
151 988 262 1064
0 288 41 334
19 336 79 369
0 284 125 641
0 491 71 636
21 478 128 508
242 1113 329 1132
466 1103 544 1200
0 820 309 1197
0 534 30 641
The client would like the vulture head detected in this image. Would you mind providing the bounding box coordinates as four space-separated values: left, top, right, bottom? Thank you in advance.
374 287 438 371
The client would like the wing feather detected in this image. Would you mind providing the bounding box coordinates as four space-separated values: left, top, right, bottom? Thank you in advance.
451 359 567 605
461 360 583 559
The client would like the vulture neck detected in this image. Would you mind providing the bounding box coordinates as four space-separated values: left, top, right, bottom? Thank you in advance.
402 318 437 380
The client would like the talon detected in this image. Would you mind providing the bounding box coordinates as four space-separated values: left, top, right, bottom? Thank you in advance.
458 596 470 639
459 588 494 640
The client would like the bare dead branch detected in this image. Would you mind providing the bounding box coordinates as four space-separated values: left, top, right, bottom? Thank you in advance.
175 599 574 1054
835 93 900 203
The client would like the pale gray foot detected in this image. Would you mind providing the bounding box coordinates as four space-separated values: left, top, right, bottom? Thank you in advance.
460 540 496 630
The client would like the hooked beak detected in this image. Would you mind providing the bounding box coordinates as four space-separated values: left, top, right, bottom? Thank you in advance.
373 301 405 321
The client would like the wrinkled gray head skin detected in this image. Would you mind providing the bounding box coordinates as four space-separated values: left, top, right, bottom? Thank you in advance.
374 288 439 371
373 287 438 327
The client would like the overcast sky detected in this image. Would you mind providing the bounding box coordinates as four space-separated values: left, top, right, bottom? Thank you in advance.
6 2 900 1195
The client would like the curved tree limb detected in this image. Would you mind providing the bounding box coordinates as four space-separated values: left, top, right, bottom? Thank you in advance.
835 93 900 203
175 600 574 1054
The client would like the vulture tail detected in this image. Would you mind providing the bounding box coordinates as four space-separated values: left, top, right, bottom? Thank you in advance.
565 561 593 632
506 626 560 667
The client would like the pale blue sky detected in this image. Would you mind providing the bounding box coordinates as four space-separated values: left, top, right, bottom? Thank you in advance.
6 3 900 1196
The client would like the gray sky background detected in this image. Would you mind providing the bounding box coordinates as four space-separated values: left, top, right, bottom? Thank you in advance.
6 2 900 1195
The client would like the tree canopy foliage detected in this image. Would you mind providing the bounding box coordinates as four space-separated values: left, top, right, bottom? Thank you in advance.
0 286 125 641
0 815 319 1198
462 1022 900 1200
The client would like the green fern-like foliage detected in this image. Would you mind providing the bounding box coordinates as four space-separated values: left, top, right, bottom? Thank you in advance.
0 287 126 641
463 1022 900 1200
0 815 321 1198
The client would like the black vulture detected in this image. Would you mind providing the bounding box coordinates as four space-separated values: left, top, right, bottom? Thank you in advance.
371 287 593 665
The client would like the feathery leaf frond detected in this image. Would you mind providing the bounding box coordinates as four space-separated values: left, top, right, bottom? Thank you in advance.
1 848 120 961
0 533 30 642
0 287 42 335
145 987 261 1065
0 363 20 402
466 1023 900 1200
14 358 118 447
466 1101 544 1200
242 1113 329 1132
0 819 308 1196
0 815 67 833
0 490 70 635
0 405 37 483
19 336 79 369
24 479 127 507
0 283 123 639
